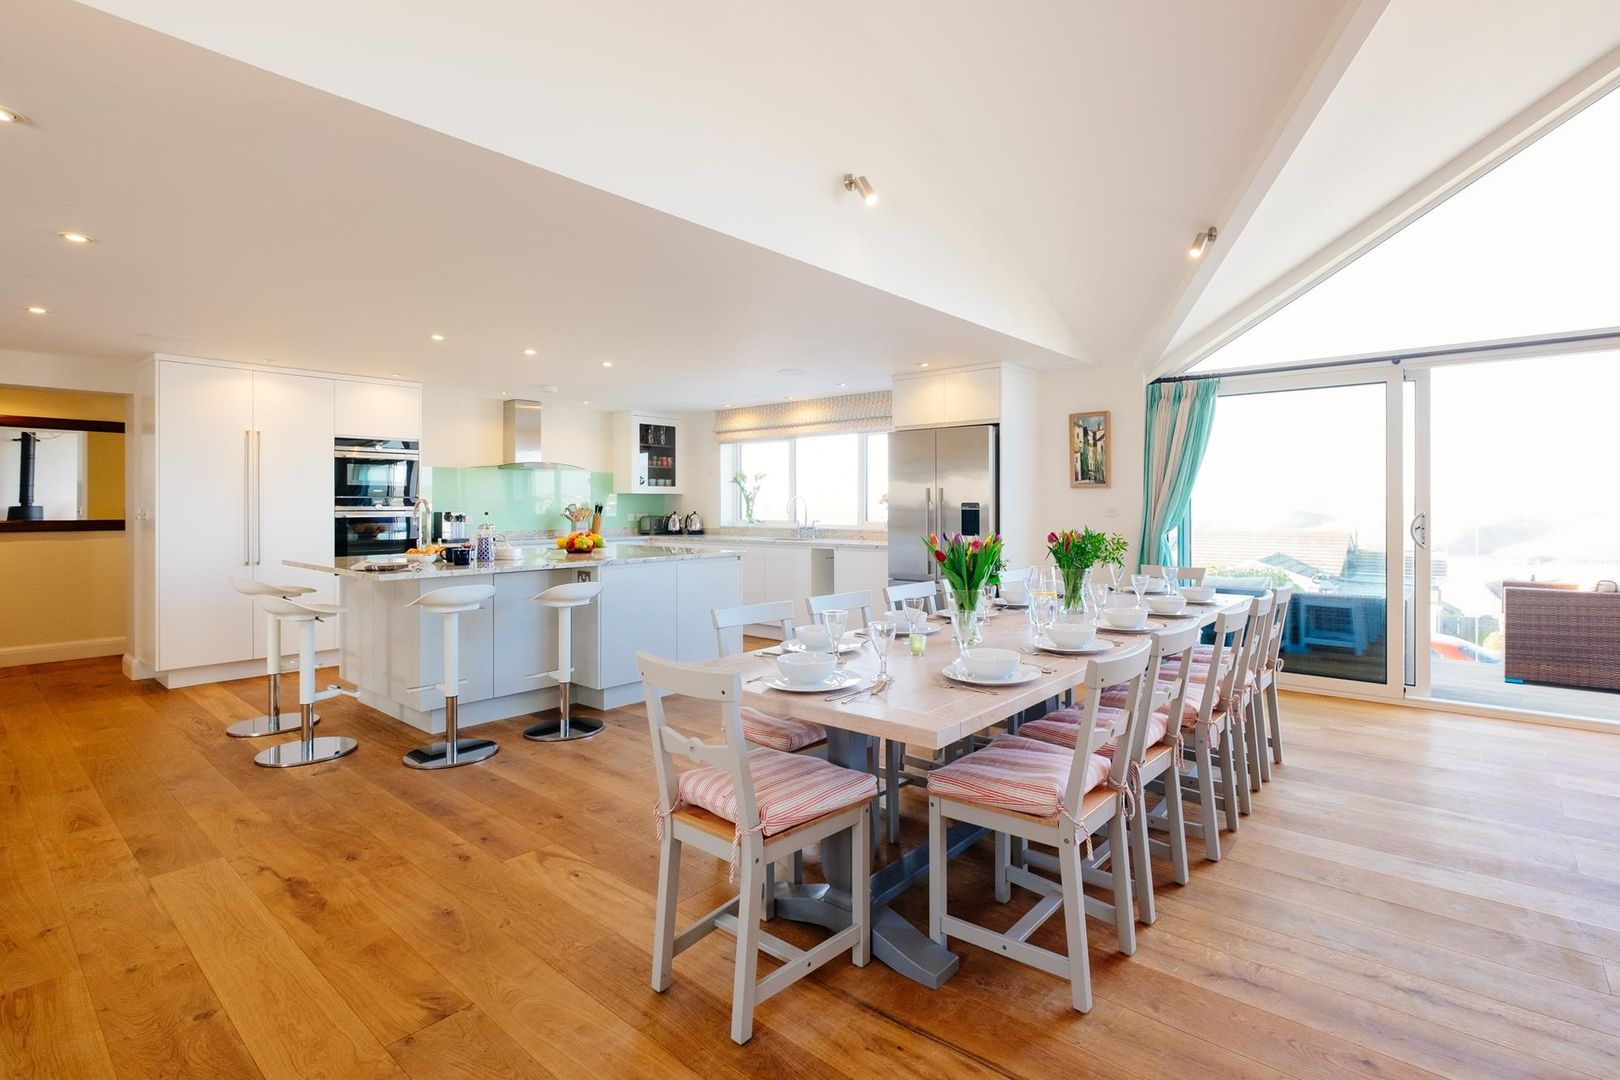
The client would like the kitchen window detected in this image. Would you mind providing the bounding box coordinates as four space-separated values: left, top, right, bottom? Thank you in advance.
724 432 889 526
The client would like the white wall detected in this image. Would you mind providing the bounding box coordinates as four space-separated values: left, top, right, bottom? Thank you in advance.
676 410 722 522
0 348 136 395
1036 362 1147 569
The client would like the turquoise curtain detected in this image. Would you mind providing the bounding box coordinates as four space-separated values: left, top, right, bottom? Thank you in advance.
1137 379 1220 568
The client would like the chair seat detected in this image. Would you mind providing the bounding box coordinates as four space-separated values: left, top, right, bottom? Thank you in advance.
535 581 603 607
927 734 1108 819
677 748 876 837
1022 705 1170 757
740 707 827 753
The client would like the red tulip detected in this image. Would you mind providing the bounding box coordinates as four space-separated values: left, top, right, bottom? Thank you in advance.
934 549 946 564
970 539 981 552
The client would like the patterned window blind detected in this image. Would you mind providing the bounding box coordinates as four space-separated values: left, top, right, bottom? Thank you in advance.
713 391 892 443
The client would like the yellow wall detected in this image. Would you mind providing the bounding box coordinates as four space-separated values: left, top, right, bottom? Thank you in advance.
0 385 129 665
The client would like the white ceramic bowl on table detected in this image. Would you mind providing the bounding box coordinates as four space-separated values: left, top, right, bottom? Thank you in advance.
1102 606 1150 630
776 651 837 685
959 647 1021 680
404 553 439 567
1181 585 1217 603
793 624 834 650
1146 595 1187 615
1045 621 1098 649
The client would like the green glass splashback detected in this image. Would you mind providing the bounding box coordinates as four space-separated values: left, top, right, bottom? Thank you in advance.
423 466 668 533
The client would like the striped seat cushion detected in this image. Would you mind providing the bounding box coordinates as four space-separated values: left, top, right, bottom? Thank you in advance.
741 707 826 753
1022 705 1170 757
677 748 877 836
928 734 1108 818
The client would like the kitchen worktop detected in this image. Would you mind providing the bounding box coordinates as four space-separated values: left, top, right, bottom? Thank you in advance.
286 543 740 580
617 535 888 550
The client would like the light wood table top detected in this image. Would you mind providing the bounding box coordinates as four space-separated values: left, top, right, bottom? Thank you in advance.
702 594 1253 750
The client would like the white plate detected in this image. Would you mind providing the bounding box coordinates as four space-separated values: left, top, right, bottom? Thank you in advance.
1034 636 1114 656
783 634 862 654
1100 623 1156 634
994 598 1029 610
882 620 941 636
763 670 862 694
942 660 1044 687
1184 598 1220 606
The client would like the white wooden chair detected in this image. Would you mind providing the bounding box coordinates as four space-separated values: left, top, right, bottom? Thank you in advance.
806 589 877 629
639 652 874 1045
1258 585 1293 776
1231 592 1274 799
884 580 940 613
925 641 1152 1011
1141 564 1207 585
1177 602 1253 860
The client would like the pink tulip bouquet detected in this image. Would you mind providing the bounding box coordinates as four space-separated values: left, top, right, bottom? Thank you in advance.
924 532 1005 614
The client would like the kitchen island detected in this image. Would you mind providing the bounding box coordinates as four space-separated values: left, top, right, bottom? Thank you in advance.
285 544 741 733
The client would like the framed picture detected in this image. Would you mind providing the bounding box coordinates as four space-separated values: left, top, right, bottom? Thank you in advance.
1068 410 1109 488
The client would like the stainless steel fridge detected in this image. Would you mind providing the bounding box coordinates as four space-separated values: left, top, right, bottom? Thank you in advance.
888 424 998 585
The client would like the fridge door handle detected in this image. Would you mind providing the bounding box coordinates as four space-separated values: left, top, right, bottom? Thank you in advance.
243 430 252 566
254 430 263 565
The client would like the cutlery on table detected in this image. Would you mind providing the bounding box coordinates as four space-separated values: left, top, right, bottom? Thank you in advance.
824 682 870 702
941 678 998 696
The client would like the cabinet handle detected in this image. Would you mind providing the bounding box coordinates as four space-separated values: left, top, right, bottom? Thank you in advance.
254 430 263 565
243 430 252 566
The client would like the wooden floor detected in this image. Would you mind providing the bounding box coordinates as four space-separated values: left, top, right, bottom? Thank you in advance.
3 659 1619 1079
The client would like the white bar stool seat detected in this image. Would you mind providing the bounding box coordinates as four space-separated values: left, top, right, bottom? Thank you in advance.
404 584 500 770
227 577 320 738
523 581 604 742
253 596 359 768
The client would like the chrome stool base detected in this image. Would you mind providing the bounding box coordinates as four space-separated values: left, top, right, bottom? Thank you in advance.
403 738 501 770
255 734 358 768
522 714 604 742
228 711 318 739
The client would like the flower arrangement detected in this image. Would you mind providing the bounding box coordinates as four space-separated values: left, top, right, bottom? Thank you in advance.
730 471 765 524
1046 528 1128 609
556 531 606 554
924 532 1005 612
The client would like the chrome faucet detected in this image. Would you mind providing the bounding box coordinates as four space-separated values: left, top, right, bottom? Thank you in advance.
787 497 818 539
413 494 432 545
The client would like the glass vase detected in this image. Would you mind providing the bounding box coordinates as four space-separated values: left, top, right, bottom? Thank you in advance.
1060 565 1089 616
951 585 984 645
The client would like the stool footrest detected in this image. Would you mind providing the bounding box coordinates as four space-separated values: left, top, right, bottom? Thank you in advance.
405 679 470 694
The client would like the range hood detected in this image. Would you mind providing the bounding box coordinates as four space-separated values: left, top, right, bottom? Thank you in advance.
498 398 587 471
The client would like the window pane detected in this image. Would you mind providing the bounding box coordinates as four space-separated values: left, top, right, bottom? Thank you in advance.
735 441 791 522
794 434 859 525
1190 383 1387 683
865 433 889 523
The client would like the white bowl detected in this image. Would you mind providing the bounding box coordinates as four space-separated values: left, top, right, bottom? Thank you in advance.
1146 595 1187 615
793 624 835 651
959 647 1021 680
1000 583 1029 604
776 651 837 685
1102 606 1149 630
1045 622 1097 649
404 552 439 567
1181 585 1217 603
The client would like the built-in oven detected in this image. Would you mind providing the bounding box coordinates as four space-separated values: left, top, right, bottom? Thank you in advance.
334 438 419 509
334 508 418 558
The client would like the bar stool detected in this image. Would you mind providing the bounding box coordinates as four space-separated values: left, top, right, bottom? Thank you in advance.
404 585 500 770
227 577 321 738
523 581 604 742
253 596 358 768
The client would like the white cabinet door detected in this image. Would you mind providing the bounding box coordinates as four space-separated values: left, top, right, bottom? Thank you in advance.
334 381 420 440
676 557 741 662
613 412 683 494
595 562 678 688
834 547 890 605
739 545 766 607
941 368 1001 425
157 361 255 671
762 546 813 624
252 372 336 657
892 376 944 429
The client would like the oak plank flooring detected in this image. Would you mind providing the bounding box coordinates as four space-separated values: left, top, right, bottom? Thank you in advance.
3 658 1620 1077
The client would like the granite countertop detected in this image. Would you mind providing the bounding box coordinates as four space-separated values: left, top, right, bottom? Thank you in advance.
286 543 740 580
614 535 889 550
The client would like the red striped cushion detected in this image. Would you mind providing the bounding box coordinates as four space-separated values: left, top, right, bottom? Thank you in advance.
740 707 826 753
678 748 876 836
1022 706 1170 756
927 734 1108 818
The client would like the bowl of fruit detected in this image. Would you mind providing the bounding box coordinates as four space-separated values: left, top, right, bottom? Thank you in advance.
556 531 606 555
404 544 446 567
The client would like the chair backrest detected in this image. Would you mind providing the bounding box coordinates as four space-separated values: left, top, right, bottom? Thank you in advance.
636 652 759 830
1236 591 1274 693
1124 621 1202 767
1188 600 1254 724
1141 564 1207 585
807 590 876 629
885 580 939 613
711 600 795 658
1265 585 1294 669
1063 640 1151 818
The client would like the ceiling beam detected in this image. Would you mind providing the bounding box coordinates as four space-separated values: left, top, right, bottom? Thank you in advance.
1150 36 1620 380
1133 0 1390 377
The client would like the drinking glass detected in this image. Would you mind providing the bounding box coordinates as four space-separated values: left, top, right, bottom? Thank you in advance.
1162 565 1179 596
1037 566 1062 603
902 598 927 632
1086 570 1107 615
949 607 975 660
868 619 898 679
821 609 849 656
1129 574 1149 608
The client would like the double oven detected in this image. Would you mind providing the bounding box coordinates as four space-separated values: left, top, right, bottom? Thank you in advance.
333 437 420 557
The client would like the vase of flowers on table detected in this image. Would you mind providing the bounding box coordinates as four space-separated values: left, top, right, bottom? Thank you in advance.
1046 528 1127 615
924 531 1004 645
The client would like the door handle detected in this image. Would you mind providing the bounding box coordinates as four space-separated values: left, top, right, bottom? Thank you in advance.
243 430 252 566
254 430 263 565
1409 512 1427 549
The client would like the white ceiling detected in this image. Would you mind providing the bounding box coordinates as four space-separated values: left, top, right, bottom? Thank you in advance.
1166 0 1620 363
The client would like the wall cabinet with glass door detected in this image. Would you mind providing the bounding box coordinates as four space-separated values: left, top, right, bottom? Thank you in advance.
612 411 683 494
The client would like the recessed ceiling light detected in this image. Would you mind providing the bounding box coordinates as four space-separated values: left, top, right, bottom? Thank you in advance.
58 231 94 244
601 361 613 368
582 400 590 405
429 333 445 342
784 395 795 401
26 305 48 315
918 362 929 369
843 173 877 206
389 372 405 378
837 382 847 388
777 367 807 377
537 384 559 394
523 348 537 356
0 106 25 125
501 390 508 396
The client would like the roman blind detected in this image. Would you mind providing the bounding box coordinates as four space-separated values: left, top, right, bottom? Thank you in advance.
713 391 891 443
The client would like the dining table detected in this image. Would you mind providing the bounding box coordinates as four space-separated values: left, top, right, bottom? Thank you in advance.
698 592 1257 988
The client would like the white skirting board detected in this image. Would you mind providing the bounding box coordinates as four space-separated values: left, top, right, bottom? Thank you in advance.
0 636 126 669
146 651 340 689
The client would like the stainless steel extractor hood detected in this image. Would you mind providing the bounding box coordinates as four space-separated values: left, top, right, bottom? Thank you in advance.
499 398 587 471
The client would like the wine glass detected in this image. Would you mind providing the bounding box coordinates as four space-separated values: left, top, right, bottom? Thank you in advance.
1161 565 1178 596
821 608 848 646
949 606 975 660
902 597 927 634
868 618 898 681
1129 573 1149 609
1037 566 1062 604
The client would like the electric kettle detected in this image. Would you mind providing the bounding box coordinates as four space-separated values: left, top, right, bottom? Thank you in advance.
685 511 703 533
666 510 684 533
